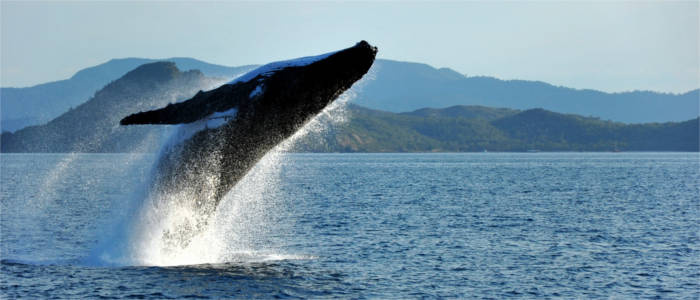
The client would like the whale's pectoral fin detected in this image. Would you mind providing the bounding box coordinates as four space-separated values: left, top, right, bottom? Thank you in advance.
120 80 255 125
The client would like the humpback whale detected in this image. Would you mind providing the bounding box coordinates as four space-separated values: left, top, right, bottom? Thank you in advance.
121 41 377 247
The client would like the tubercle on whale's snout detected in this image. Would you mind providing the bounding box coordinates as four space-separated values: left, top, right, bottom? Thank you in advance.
356 40 378 55
353 40 378 61
319 41 377 81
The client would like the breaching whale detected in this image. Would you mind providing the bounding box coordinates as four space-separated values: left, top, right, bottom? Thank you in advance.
120 41 377 247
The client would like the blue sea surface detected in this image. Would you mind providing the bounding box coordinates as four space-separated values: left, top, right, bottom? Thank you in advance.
1 153 699 298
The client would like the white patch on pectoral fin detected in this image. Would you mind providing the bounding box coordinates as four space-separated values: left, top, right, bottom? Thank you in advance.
206 108 239 128
249 85 264 99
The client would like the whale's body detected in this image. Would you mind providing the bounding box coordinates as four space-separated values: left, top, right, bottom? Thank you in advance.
121 41 376 246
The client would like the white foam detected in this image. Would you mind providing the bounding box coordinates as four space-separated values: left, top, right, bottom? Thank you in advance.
116 90 357 267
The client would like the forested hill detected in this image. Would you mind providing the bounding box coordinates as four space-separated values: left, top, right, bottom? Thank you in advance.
0 62 221 153
292 105 699 152
354 59 699 124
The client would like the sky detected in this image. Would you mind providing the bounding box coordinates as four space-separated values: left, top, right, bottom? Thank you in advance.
1 1 698 93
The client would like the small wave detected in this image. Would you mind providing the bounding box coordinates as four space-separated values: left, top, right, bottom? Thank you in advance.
0 258 78 266
0 259 30 266
154 252 318 268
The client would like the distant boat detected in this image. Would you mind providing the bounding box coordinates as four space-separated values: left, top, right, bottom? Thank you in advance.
526 149 540 153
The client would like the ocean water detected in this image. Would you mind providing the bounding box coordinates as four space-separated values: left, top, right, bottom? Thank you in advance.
1 152 699 298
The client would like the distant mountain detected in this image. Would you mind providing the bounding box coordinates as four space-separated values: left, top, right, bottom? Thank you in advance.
2 57 698 134
355 59 699 124
0 58 256 132
1 62 221 152
293 105 699 152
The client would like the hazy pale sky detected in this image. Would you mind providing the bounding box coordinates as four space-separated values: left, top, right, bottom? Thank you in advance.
1 1 698 93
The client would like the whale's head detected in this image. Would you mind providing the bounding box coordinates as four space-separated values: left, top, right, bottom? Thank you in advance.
120 41 377 134
235 40 377 135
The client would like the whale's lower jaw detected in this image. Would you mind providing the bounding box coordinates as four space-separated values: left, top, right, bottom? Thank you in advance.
126 41 377 248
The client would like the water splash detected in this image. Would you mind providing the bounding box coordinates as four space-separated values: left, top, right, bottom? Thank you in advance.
92 83 361 267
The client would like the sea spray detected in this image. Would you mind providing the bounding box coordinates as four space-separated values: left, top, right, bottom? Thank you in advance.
92 87 359 267
79 82 229 266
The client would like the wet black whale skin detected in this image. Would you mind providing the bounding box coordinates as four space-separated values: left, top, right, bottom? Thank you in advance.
121 41 377 211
